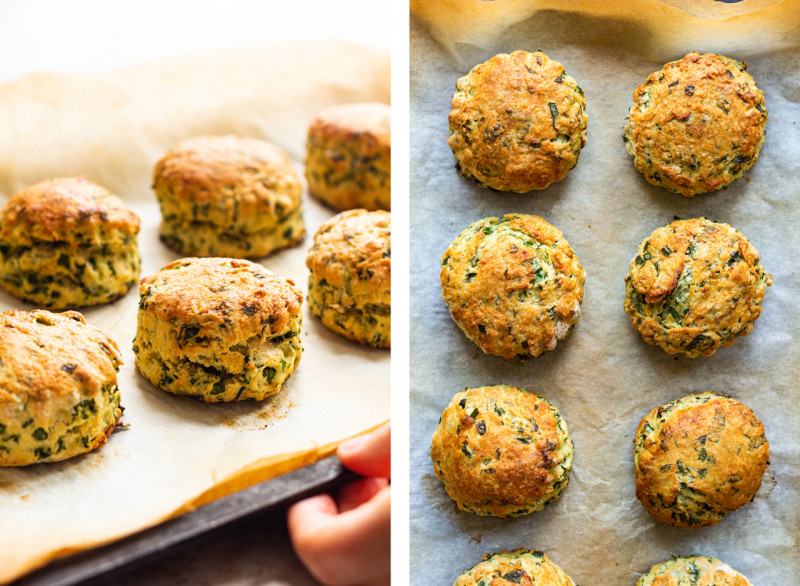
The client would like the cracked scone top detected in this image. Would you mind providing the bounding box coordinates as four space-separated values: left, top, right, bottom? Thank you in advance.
133 257 303 402
448 50 587 192
454 549 575 586
624 52 767 196
636 555 753 585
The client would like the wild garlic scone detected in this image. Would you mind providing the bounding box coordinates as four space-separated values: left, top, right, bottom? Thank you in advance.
305 102 391 211
637 556 753 585
454 549 576 586
634 392 769 528
431 385 573 518
0 310 122 466
306 209 390 348
133 257 303 402
448 50 587 192
152 135 304 257
624 52 767 196
624 218 770 357
0 176 140 309
440 214 584 359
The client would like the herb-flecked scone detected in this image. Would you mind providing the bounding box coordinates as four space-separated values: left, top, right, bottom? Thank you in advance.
0 176 140 309
454 549 576 586
0 310 122 466
431 385 573 518
448 50 587 192
624 218 770 357
306 209 390 348
152 135 304 257
637 555 753 585
305 102 391 211
624 52 767 196
133 257 303 402
440 214 584 359
634 392 769 528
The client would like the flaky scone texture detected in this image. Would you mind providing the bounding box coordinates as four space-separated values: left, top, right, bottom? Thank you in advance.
634 392 768 528
0 176 140 309
133 257 303 402
448 50 587 192
454 549 576 586
636 555 753 585
431 385 573 518
306 209 390 348
624 52 767 196
0 310 122 466
153 135 304 257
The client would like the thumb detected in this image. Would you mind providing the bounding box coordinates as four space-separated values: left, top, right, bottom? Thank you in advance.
337 422 391 479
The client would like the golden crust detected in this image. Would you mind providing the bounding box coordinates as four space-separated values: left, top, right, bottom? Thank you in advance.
448 50 587 192
454 549 576 586
637 556 752 586
624 52 767 196
634 392 768 528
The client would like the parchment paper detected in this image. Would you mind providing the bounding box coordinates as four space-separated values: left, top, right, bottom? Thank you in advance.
0 41 390 584
409 3 799 584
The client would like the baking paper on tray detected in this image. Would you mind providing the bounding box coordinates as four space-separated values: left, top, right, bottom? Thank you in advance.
409 2 799 584
0 40 390 584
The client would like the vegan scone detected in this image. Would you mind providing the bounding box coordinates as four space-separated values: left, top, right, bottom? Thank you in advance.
637 555 753 585
454 549 576 586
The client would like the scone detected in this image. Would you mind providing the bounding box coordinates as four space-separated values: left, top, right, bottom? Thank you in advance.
133 257 303 402
0 310 122 466
431 385 573 518
0 176 140 309
305 102 391 211
152 135 304 257
448 50 587 192
637 556 752 585
634 392 769 528
440 214 584 359
624 218 771 357
454 549 575 586
624 52 767 196
306 209 390 348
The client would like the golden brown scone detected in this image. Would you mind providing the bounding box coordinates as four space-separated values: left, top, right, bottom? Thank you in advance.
448 50 587 192
0 310 122 466
152 135 304 257
636 555 753 585
133 257 303 402
624 52 767 196
454 549 576 586
306 209 390 348
624 218 771 357
634 392 768 528
305 102 391 211
431 385 573 518
0 176 140 309
440 214 584 359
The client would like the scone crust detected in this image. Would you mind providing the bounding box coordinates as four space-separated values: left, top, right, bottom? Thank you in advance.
306 209 390 347
624 218 770 357
0 310 122 466
153 135 304 257
305 102 391 211
448 50 587 192
454 549 576 586
634 392 768 528
440 214 584 359
636 555 753 585
624 52 767 196
431 385 573 518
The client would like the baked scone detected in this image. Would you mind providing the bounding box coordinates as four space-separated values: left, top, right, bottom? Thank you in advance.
440 214 584 359
634 392 769 528
448 50 587 192
306 209 390 348
0 176 140 309
305 102 391 211
624 218 771 357
152 135 304 257
637 555 753 585
431 385 573 518
133 257 303 402
454 549 575 586
624 52 767 196
0 310 122 466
